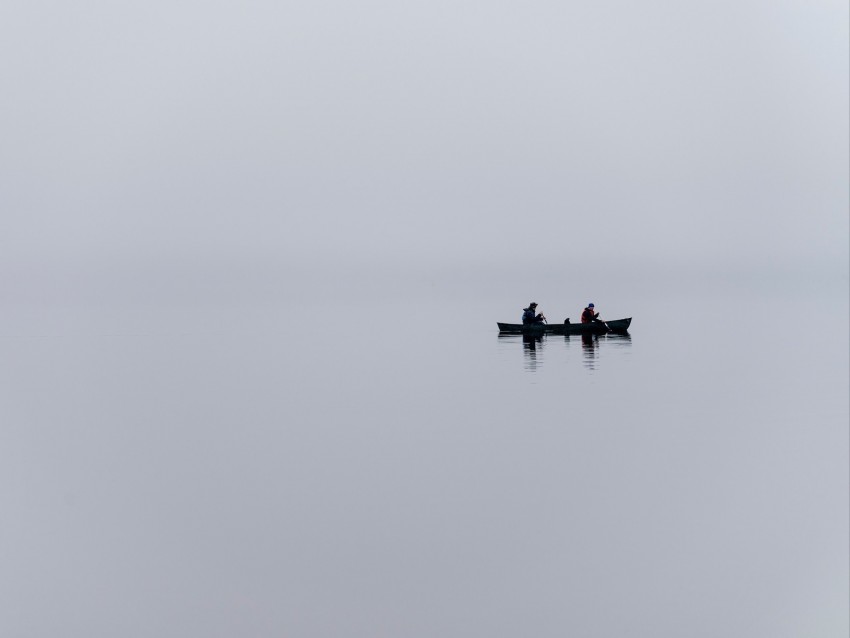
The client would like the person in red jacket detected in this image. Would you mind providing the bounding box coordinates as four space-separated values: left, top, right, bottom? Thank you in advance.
581 303 600 324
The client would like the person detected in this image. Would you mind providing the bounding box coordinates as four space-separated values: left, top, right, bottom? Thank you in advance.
522 302 546 325
581 302 600 324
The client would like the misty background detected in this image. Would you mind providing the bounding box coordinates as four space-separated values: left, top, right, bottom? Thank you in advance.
2 1 847 320
1 2 848 637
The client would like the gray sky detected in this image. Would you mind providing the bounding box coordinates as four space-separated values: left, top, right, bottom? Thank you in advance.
2 1 847 286
1 4 848 636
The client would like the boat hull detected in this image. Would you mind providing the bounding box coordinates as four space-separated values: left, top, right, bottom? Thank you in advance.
497 318 632 336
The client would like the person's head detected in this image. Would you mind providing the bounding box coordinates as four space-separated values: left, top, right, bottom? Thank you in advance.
529 302 538 309
588 303 594 308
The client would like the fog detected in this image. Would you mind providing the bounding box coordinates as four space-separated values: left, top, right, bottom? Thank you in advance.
1 3 848 637
2 1 847 285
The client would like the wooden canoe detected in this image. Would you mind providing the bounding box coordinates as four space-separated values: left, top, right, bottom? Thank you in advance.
497 318 632 336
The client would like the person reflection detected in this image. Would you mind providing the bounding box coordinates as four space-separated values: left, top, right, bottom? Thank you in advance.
523 333 544 372
581 332 598 370
578 332 632 371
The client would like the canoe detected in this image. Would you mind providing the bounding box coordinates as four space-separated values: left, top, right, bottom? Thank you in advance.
497 318 632 336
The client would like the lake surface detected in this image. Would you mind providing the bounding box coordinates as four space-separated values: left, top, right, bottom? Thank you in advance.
1 271 847 637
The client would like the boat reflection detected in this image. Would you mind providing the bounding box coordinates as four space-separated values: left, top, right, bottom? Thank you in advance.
581 333 598 369
575 332 632 371
498 331 631 373
522 333 544 372
497 332 547 372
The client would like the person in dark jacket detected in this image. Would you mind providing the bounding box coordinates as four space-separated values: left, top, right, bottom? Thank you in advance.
522 302 546 325
581 302 600 324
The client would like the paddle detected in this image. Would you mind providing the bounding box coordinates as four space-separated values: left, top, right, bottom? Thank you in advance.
586 307 607 332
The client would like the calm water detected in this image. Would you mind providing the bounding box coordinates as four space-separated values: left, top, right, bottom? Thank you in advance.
1 275 847 637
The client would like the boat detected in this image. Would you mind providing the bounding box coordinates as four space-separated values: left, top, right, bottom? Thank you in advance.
497 318 632 336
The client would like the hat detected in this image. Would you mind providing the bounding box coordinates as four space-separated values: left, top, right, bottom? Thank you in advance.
588 303 594 307
529 302 538 307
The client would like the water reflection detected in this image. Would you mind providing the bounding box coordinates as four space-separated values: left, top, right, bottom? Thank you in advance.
577 332 632 371
498 331 631 373
497 333 547 372
522 333 544 371
580 332 597 369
